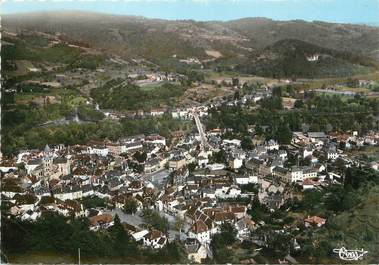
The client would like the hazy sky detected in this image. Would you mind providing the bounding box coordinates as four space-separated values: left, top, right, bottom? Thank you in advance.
2 0 379 25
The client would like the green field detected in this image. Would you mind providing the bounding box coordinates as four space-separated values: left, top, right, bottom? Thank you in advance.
15 87 85 106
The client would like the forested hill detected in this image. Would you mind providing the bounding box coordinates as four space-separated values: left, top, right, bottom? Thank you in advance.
234 39 378 78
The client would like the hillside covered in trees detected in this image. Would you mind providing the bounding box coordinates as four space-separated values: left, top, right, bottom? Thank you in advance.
235 39 377 78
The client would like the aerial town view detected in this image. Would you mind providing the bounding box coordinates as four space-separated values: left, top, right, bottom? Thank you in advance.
1 0 379 264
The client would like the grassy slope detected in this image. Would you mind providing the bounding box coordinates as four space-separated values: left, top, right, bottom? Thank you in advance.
314 185 379 263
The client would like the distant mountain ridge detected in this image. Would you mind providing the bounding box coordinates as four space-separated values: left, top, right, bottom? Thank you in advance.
2 11 379 78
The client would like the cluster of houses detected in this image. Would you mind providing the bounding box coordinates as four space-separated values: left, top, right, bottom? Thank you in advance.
1 117 378 262
101 105 203 121
128 71 185 85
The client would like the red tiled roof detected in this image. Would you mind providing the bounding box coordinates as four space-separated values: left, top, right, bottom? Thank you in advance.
191 220 209 233
304 215 326 225
213 212 235 222
230 206 246 214
89 214 113 226
145 229 165 240
302 179 317 186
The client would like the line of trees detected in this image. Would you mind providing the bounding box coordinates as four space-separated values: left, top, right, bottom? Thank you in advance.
1 212 186 263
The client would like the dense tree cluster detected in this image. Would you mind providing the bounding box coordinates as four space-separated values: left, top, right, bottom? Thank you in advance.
77 105 105 122
81 196 108 209
91 80 188 110
140 209 169 233
210 223 237 263
123 198 138 215
1 212 186 263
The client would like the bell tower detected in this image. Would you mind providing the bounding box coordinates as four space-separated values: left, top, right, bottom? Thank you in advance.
43 144 53 177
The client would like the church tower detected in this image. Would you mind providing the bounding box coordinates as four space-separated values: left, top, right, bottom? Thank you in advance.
43 144 53 177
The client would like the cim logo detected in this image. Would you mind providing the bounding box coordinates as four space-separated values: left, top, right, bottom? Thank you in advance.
333 247 368 261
